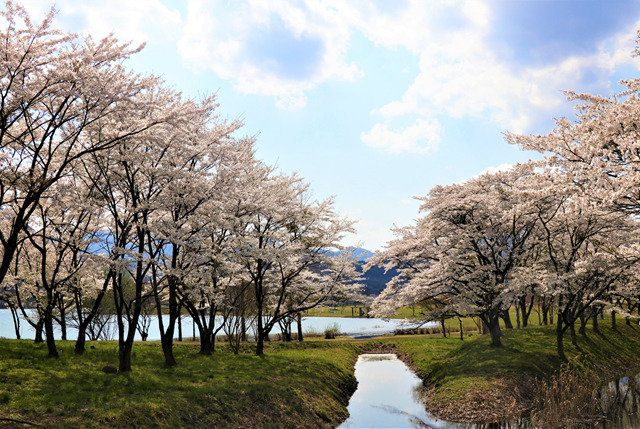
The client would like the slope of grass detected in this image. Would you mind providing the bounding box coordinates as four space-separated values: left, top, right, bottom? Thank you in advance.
0 340 359 428
396 318 640 422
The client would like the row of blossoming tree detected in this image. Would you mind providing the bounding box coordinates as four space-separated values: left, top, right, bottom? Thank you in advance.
370 32 640 361
0 3 361 372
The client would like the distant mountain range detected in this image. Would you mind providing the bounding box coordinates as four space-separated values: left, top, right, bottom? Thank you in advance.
349 247 376 261
345 247 398 296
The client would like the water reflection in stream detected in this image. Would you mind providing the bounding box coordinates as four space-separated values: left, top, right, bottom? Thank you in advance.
339 354 473 429
597 375 640 428
338 354 530 428
339 353 640 429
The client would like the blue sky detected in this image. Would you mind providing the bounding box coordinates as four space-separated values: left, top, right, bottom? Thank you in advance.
15 0 640 250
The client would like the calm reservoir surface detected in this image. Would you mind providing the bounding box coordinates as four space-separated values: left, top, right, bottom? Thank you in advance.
0 309 426 341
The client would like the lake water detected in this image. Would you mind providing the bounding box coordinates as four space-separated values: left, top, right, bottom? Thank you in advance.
0 309 429 341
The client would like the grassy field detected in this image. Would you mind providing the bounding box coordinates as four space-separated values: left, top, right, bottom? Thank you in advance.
0 340 359 428
2 316 639 427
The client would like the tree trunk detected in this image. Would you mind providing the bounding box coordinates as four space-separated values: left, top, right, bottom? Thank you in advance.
256 310 266 356
241 315 247 342
556 313 567 362
159 314 178 366
199 331 213 355
626 317 631 326
555 295 567 361
75 333 86 355
256 332 265 356
9 307 21 339
119 340 133 373
611 310 617 330
458 317 463 340
59 304 67 341
487 314 502 347
74 274 111 355
44 311 58 359
114 274 141 373
522 295 534 327
578 313 587 335
161 337 177 366
569 320 577 346
537 301 542 326
34 319 44 343
440 319 446 338
297 313 303 342
592 310 600 334
515 301 521 329
156 299 178 366
501 309 514 329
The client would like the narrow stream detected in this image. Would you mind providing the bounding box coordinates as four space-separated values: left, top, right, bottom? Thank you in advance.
339 354 640 429
339 354 465 429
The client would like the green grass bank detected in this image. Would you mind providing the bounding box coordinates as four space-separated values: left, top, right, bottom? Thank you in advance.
0 340 359 428
1 318 639 427
393 318 640 423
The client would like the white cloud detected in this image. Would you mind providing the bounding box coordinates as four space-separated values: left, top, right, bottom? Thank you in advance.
482 163 513 175
20 0 640 152
348 0 640 150
459 163 513 184
346 220 395 252
358 2 561 133
178 0 360 110
360 118 442 154
19 0 183 47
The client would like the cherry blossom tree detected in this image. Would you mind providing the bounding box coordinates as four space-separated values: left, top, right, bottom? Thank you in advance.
175 148 263 356
0 2 176 303
4 168 102 358
370 165 541 347
144 98 246 365
519 171 639 360
228 171 361 356
503 30 640 359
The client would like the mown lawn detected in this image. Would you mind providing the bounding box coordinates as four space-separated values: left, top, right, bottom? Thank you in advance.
0 340 359 428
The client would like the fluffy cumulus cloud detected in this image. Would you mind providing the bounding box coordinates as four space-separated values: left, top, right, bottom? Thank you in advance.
341 213 396 252
458 163 513 184
360 118 442 154
355 0 640 142
19 0 182 46
482 164 513 175
20 0 640 153
178 0 360 109
172 0 640 153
